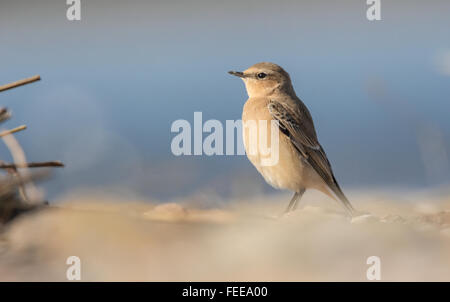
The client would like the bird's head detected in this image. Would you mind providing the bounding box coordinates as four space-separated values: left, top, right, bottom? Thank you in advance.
229 62 294 98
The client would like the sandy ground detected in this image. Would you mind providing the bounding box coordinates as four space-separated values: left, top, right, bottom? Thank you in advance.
1 189 450 281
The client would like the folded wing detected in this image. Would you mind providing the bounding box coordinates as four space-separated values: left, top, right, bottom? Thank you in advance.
268 99 355 216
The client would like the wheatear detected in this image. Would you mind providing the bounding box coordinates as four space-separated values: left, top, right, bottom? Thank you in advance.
229 62 355 216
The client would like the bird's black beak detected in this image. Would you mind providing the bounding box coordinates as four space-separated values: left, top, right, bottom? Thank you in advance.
228 71 245 78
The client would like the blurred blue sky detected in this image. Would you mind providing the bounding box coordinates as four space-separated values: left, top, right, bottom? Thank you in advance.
1 0 449 200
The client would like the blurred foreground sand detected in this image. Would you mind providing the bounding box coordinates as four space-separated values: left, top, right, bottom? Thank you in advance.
1 189 450 281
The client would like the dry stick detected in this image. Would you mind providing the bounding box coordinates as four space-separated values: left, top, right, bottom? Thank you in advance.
0 75 41 92
0 125 27 137
0 161 64 169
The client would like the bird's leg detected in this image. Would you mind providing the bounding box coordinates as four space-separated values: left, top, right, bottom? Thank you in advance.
283 189 306 214
283 190 301 213
284 192 299 213
292 188 306 211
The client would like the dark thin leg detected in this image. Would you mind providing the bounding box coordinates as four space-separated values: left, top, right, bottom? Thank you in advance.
292 188 306 211
284 192 299 213
284 189 306 213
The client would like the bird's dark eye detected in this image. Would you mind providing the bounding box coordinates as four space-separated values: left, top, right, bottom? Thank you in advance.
257 72 267 79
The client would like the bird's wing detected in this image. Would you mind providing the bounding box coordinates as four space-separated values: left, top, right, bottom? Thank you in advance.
268 99 355 215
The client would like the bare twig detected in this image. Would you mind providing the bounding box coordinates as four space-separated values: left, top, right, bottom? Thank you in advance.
0 73 61 224
0 161 64 169
0 125 27 137
0 75 41 93
1 129 44 204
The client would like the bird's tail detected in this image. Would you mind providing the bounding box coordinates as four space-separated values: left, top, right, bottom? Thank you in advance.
330 177 356 218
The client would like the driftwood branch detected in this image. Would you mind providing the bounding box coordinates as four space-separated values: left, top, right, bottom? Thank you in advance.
0 74 63 224
0 125 27 137
0 75 41 93
0 161 64 169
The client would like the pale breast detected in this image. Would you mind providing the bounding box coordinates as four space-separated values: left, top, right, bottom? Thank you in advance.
242 97 328 193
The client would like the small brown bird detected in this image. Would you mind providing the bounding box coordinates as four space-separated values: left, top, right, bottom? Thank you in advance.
229 62 355 216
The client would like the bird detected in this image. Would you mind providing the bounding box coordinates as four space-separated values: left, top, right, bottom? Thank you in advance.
228 62 356 217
